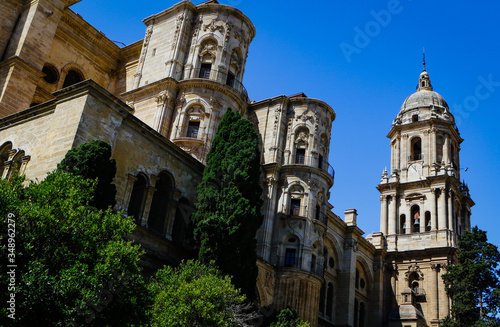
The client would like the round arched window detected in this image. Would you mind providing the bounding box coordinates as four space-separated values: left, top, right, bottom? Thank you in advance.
42 64 59 84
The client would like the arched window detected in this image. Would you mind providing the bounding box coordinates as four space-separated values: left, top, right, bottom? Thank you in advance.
354 298 359 327
294 128 309 164
411 137 422 160
7 150 25 181
319 283 326 315
288 184 304 216
412 205 420 233
42 64 59 84
425 211 431 231
198 39 217 79
359 302 365 327
127 174 148 224
148 172 172 234
400 214 406 234
326 282 334 318
62 69 84 88
0 142 12 176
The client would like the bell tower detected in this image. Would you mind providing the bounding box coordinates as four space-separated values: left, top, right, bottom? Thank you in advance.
378 63 474 327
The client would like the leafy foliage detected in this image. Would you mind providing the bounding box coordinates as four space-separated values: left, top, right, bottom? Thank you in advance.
0 171 148 326
192 108 263 300
58 140 117 210
147 260 252 326
270 308 310 327
441 226 500 327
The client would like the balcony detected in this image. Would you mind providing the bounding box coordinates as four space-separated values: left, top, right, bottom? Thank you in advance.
408 153 423 161
284 155 335 179
275 254 324 277
182 68 249 103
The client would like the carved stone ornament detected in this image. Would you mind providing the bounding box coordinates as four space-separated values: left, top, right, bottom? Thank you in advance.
405 264 424 281
210 97 223 109
200 39 217 58
203 19 225 34
296 110 315 123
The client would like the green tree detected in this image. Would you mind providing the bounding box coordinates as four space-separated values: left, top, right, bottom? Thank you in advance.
441 226 500 327
192 108 263 300
270 308 310 327
0 171 148 326
148 260 255 326
58 140 117 210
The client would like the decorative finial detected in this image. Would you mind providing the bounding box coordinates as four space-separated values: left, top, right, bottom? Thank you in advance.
423 47 426 71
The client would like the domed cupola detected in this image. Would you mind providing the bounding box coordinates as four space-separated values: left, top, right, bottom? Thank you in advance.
395 64 453 125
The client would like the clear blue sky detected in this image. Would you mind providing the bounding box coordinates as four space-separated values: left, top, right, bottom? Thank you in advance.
71 0 500 246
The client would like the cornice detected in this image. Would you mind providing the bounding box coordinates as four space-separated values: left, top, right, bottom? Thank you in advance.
121 77 179 101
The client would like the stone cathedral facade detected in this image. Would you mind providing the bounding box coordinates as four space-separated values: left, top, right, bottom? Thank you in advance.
0 0 474 326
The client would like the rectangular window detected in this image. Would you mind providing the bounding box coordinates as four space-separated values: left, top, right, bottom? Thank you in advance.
199 63 211 79
318 154 323 169
187 121 200 138
295 149 305 164
285 248 296 267
315 206 321 221
226 72 235 87
291 199 301 216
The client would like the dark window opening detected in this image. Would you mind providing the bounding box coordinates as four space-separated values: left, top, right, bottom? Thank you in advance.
412 205 420 233
62 69 83 88
148 172 171 234
425 211 431 231
355 268 360 289
359 302 365 327
360 278 365 289
226 72 235 87
42 64 59 84
315 205 321 220
199 63 211 79
318 154 324 169
400 214 406 234
412 114 418 122
319 284 326 315
295 149 305 164
127 175 147 224
291 199 301 216
285 248 296 267
411 138 422 160
354 299 359 327
187 121 200 138
326 283 334 318
329 257 335 268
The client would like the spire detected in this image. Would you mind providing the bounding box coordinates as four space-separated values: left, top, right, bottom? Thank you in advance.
417 51 432 92
423 47 426 72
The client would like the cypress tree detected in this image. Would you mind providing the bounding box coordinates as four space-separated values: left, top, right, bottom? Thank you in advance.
192 108 263 301
58 140 117 210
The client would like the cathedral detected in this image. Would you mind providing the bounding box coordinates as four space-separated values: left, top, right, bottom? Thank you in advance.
0 0 474 326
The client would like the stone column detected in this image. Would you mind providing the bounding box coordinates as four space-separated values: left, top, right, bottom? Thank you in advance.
431 264 440 321
380 195 388 235
395 136 401 171
122 174 137 214
438 188 447 229
447 191 454 232
443 134 449 164
440 266 450 318
420 199 426 233
141 175 158 227
430 188 437 230
388 195 396 235
431 127 437 164
164 190 182 240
